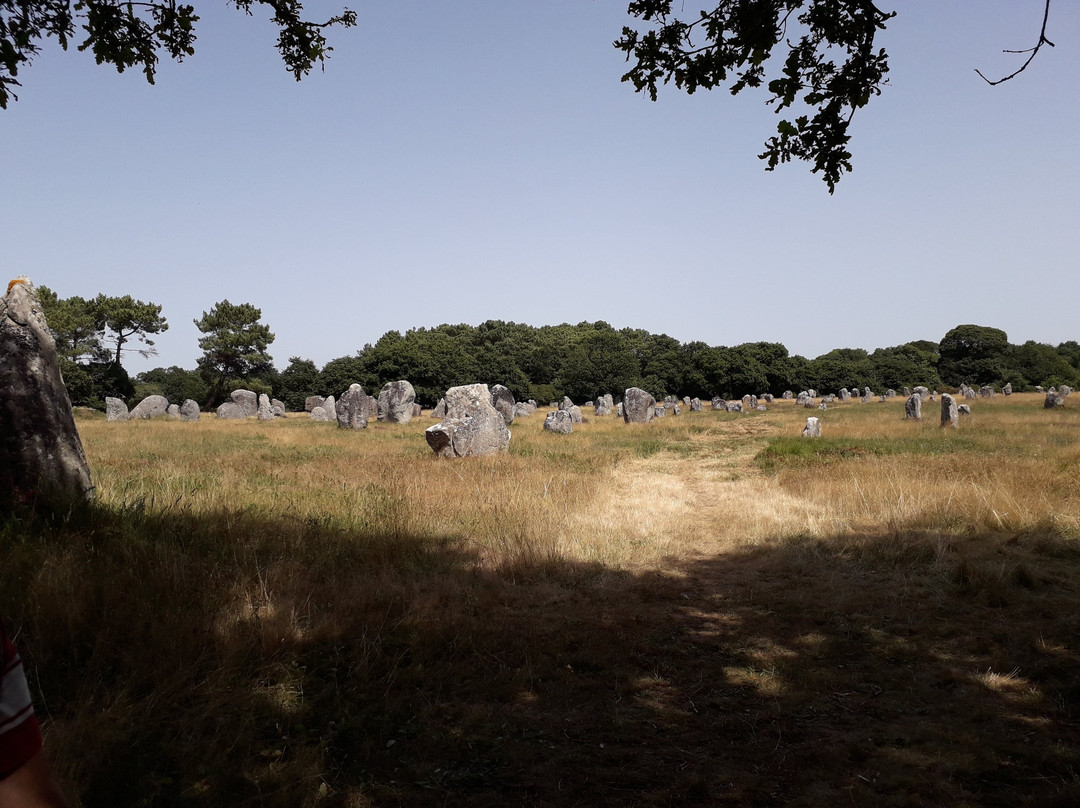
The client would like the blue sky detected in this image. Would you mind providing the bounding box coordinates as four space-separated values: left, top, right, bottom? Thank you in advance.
4 1 1078 375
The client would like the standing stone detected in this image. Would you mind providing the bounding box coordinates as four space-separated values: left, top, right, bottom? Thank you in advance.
979 385 995 399
623 387 656 423
105 397 129 422
514 402 533 418
690 397 703 412
567 405 583 423
1003 382 1012 395
129 395 170 420
653 406 666 418
1060 385 1073 397
216 402 246 419
1044 391 1064 408
490 384 516 426
902 387 911 397
305 395 325 413
336 384 370 430
1 278 94 508
763 393 774 403
378 381 416 423
802 417 821 438
271 398 286 413
231 389 258 417
616 402 624 417
257 393 274 421
322 395 337 422
905 394 922 421
913 386 930 401
180 400 200 421
412 403 422 417
742 394 752 410
886 389 896 399
1035 386 1045 393
755 404 767 412
167 404 180 418
958 404 971 416
310 406 331 422
431 398 447 418
425 383 511 457
727 401 743 413
711 396 725 411
782 391 793 399
940 393 959 428
543 410 573 434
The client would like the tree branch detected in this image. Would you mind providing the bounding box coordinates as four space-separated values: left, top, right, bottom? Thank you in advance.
975 0 1054 86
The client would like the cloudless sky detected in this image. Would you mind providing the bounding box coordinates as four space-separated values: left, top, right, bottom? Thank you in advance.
4 1 1078 375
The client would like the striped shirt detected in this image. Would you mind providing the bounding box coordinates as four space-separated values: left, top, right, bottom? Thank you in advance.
0 623 42 778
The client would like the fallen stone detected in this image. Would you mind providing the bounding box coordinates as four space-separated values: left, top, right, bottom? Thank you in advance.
425 383 511 457
130 395 170 420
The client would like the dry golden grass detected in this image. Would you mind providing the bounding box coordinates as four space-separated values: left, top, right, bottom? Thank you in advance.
2 394 1079 806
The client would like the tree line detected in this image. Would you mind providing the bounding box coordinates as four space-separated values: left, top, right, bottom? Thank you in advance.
39 289 1080 410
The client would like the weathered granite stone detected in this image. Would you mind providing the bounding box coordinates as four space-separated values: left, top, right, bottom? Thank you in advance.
0 277 94 508
941 393 959 428
979 385 995 399
257 393 274 421
782 391 793 399
412 403 422 417
425 383 511 457
217 402 245 420
180 399 200 421
802 416 821 438
711 396 725 411
167 404 180 418
1003 382 1012 395
310 406 331 422
1035 386 1045 393
616 402 624 417
105 397 129 422
322 395 337 422
514 402 533 418
690 398 702 412
271 402 286 418
958 404 971 416
543 410 573 434
567 405 583 424
664 395 679 410
490 384 516 426
905 394 922 420
129 395 170 420
653 406 666 417
1045 391 1064 408
623 387 656 423
755 404 767 412
914 386 930 401
1060 385 1073 397
807 389 818 399
763 393 774 403
818 401 828 410
902 387 911 397
886 389 896 399
336 384 370 430
727 401 743 413
378 381 415 423
305 396 325 412
231 389 258 417
559 396 575 412
271 398 286 413
742 395 752 410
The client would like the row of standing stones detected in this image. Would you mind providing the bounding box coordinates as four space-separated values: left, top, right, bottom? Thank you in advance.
2 278 1073 504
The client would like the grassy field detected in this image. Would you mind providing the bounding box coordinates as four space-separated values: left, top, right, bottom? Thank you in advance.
2 394 1079 806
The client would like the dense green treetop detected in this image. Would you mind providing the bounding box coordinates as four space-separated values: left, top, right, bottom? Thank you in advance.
95 293 168 366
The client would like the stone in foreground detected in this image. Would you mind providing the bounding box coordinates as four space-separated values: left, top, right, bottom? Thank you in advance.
1 277 94 508
425 384 511 458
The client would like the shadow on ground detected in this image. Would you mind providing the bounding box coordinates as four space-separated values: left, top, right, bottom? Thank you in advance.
3 505 1079 807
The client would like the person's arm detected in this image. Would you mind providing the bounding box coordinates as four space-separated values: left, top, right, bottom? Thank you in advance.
1 625 67 807
0 748 69 808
